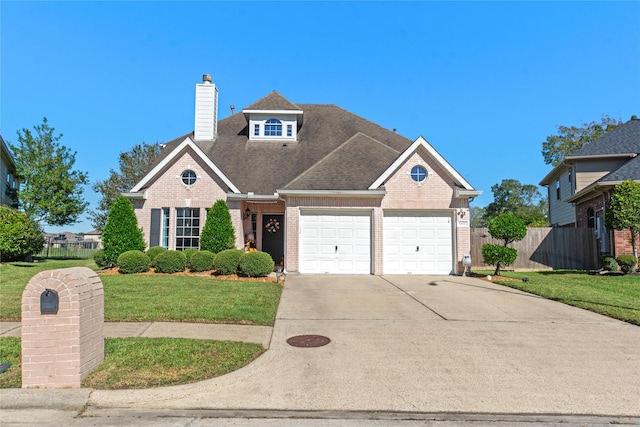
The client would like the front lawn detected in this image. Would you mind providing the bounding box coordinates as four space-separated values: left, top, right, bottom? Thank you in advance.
0 260 282 325
476 270 640 325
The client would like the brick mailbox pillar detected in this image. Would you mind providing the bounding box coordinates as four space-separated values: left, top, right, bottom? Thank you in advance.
21 267 104 388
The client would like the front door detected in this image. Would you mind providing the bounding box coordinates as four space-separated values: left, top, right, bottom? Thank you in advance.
261 214 284 267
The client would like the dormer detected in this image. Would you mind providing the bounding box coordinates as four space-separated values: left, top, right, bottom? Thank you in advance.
242 91 303 141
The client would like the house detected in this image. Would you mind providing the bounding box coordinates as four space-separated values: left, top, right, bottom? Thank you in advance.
540 116 640 257
1 134 19 208
83 230 103 249
125 75 481 275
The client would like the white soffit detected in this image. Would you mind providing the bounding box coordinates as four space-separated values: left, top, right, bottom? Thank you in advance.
130 137 240 194
369 136 475 190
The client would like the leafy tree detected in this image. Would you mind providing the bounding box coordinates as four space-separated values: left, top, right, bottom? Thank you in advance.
605 180 640 267
541 115 621 166
481 213 527 275
200 200 236 254
0 206 45 261
482 179 548 226
89 142 162 231
101 196 146 265
9 118 89 226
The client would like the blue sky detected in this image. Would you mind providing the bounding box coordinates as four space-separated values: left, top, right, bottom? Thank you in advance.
2 1 639 233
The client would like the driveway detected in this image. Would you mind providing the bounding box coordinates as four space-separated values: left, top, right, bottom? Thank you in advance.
85 275 640 416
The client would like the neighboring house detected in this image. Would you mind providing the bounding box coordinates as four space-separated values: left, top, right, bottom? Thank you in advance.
540 116 640 257
1 134 19 208
125 75 481 275
83 230 103 248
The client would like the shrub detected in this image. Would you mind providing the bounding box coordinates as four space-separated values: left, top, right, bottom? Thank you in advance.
0 206 45 261
93 249 108 268
602 256 619 272
190 250 215 272
200 200 236 254
239 251 275 277
117 250 151 274
213 249 244 275
487 213 527 245
481 244 517 275
154 250 187 274
183 248 199 267
616 254 638 274
102 196 146 265
146 246 167 265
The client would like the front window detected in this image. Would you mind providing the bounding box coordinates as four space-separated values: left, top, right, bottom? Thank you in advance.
254 123 260 136
175 208 200 250
264 119 282 136
162 208 170 248
410 165 427 183
587 208 595 228
555 179 561 200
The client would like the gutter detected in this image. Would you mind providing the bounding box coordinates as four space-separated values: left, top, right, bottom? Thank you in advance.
276 189 387 198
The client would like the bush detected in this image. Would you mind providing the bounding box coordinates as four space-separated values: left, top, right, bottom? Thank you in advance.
481 244 517 276
602 256 619 272
154 250 187 274
190 250 215 272
146 246 167 265
616 254 638 274
487 213 527 245
93 249 108 268
200 200 236 254
239 251 275 277
102 196 146 265
0 206 45 261
117 250 151 274
213 249 244 275
183 248 199 267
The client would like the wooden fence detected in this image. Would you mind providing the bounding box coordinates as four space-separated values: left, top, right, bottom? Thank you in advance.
470 227 599 271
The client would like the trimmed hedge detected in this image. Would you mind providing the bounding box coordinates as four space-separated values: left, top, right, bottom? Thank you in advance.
602 256 619 272
146 246 167 265
213 249 244 275
117 250 151 274
183 248 198 267
239 251 274 277
154 250 187 274
190 250 215 272
616 254 638 274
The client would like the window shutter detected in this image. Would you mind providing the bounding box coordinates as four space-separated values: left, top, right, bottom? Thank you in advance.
150 209 161 247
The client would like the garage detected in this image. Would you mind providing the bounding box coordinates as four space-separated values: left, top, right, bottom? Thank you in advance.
383 212 453 275
299 212 371 274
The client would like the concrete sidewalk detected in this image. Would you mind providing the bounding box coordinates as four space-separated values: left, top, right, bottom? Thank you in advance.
0 321 272 348
2 274 640 423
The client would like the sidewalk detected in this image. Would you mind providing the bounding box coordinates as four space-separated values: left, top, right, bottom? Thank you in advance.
0 321 272 348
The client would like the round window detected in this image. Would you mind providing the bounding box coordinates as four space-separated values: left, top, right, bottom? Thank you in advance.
410 165 427 183
181 170 197 185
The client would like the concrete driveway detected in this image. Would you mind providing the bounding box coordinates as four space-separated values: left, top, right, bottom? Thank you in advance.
81 275 640 416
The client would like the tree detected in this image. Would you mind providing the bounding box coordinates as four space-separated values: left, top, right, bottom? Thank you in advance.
482 179 548 226
200 200 236 254
9 118 89 226
541 115 621 166
605 180 640 267
0 206 45 261
89 142 162 231
470 206 487 228
101 196 146 265
481 213 527 276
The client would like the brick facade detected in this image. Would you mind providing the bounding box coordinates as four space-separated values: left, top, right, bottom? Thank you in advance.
21 267 104 389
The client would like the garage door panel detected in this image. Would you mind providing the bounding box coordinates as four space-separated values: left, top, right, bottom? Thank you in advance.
384 213 453 275
300 213 371 274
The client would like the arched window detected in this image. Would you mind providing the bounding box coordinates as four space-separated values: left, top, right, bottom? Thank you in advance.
587 207 595 228
264 119 282 136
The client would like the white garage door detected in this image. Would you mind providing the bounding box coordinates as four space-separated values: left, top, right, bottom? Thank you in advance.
383 213 453 274
300 212 371 274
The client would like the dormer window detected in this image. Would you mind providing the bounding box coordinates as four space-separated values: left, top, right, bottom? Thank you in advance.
264 119 282 136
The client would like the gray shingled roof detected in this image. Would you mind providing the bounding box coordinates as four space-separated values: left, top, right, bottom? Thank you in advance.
601 155 640 182
569 118 640 157
145 95 415 195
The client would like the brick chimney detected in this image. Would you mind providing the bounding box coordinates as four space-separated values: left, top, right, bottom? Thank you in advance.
194 74 218 141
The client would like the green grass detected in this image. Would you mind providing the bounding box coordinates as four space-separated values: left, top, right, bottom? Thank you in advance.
0 258 98 320
476 270 640 325
0 337 264 389
0 259 282 325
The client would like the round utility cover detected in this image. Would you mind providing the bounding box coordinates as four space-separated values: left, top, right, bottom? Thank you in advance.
286 335 331 348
